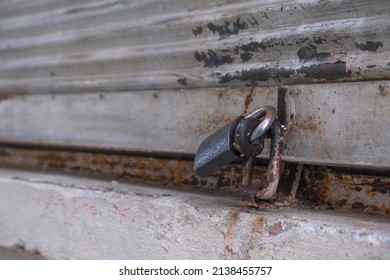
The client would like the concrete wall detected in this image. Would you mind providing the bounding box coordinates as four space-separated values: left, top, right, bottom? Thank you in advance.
0 169 389 259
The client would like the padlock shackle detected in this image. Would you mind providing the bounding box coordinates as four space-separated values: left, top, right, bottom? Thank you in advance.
241 119 283 204
246 106 277 143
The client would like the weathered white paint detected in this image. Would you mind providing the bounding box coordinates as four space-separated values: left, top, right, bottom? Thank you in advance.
0 81 389 168
0 169 389 259
0 0 389 93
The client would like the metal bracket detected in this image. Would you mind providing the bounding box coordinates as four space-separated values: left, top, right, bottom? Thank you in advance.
277 86 295 135
241 86 296 206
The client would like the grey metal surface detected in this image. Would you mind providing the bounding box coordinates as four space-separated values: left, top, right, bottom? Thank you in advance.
0 0 389 167
0 81 388 168
0 0 389 93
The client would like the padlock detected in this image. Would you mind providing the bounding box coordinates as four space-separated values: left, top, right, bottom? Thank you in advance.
234 117 265 157
194 116 244 177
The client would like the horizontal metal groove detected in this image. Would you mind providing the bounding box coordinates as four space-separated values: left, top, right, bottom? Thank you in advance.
0 0 273 38
0 0 158 33
1 2 387 57
0 141 389 173
1 143 388 176
0 141 196 161
1 0 384 33
1 14 388 66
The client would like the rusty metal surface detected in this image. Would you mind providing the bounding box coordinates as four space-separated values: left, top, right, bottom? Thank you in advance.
300 166 390 216
241 119 283 204
0 147 388 216
0 0 389 93
0 147 244 193
254 120 283 200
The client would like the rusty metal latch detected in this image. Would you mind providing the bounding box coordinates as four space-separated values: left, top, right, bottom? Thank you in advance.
241 118 283 206
194 106 283 205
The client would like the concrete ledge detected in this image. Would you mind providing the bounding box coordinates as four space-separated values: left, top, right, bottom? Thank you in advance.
0 169 389 259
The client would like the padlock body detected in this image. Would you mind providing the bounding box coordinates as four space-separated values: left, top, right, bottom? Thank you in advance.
194 116 244 177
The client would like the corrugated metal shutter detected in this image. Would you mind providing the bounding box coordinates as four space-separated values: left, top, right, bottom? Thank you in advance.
0 0 389 168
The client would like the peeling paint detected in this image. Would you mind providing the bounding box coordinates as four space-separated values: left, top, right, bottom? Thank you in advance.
177 78 187 86
240 52 253 62
236 41 266 53
298 61 352 80
194 50 234 68
355 41 383 52
297 45 331 62
218 61 351 84
191 26 203 37
206 18 249 39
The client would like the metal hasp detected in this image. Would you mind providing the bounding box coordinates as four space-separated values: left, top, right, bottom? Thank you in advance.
241 119 283 206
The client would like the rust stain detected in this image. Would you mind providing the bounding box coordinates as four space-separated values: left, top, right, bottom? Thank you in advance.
227 211 239 233
371 179 390 194
351 202 367 210
0 147 246 193
301 166 389 216
243 90 254 115
252 216 267 234
0 146 388 216
301 165 331 203
297 113 318 131
222 211 240 257
268 222 283 236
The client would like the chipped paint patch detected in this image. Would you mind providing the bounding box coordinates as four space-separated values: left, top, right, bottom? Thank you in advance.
355 41 383 52
206 18 249 39
191 26 203 37
177 77 187 86
297 45 331 62
194 50 234 68
218 61 351 84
